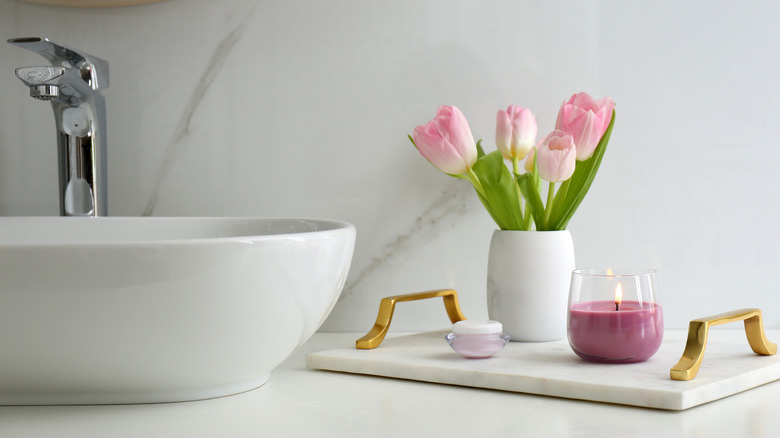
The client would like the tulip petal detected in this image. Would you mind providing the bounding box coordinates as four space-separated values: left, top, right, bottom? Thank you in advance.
496 109 513 159
496 105 537 160
412 105 477 175
555 92 614 161
536 131 576 183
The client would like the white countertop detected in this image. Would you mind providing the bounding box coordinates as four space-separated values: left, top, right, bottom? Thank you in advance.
2 332 780 437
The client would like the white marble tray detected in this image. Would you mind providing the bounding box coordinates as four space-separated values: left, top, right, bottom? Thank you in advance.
306 329 780 410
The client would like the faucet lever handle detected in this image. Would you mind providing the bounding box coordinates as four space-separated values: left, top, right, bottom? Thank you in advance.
15 66 66 86
7 37 109 90
15 66 66 101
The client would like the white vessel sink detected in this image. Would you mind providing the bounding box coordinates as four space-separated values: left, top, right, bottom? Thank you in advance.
0 217 355 405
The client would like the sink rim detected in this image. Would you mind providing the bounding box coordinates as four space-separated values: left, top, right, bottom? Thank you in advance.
0 216 356 246
0 215 357 405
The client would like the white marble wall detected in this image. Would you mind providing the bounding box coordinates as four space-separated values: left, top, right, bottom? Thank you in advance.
1 0 779 332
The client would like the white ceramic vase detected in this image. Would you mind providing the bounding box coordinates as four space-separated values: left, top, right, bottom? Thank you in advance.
486 230 575 342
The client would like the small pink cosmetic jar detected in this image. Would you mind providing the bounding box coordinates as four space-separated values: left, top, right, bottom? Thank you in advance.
445 320 510 359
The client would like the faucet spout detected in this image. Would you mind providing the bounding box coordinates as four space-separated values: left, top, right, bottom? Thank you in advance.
8 37 109 90
8 37 109 216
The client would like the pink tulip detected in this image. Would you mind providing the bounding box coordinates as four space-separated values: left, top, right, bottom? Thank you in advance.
496 105 537 160
524 147 536 173
537 130 576 183
413 105 478 175
555 92 614 161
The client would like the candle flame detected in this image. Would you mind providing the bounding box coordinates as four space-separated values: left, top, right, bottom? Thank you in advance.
615 283 623 307
606 268 614 277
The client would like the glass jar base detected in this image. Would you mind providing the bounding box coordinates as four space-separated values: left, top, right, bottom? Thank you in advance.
571 347 650 364
445 332 510 359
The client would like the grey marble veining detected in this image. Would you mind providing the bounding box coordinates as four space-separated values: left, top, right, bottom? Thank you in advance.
341 180 473 299
142 3 258 216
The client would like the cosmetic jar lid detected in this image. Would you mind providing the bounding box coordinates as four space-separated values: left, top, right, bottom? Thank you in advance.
452 320 503 335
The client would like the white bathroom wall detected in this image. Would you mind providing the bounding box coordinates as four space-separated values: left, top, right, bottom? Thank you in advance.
1 0 779 332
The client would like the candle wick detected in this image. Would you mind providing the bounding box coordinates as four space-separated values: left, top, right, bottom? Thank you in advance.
615 302 620 311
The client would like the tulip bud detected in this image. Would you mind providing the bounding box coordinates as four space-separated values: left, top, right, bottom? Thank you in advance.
413 105 478 175
496 106 537 160
537 130 576 183
555 92 614 161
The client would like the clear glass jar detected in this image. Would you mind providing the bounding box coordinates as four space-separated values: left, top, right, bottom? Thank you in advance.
568 267 663 363
445 320 510 359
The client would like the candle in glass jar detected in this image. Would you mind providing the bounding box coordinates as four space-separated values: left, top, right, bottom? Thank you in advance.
567 267 663 364
568 300 663 363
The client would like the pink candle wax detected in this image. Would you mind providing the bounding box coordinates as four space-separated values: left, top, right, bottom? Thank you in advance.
568 300 663 363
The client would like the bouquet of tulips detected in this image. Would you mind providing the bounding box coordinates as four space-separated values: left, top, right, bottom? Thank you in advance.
410 92 615 231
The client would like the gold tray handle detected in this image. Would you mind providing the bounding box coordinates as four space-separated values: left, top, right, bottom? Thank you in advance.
356 289 467 349
670 308 777 381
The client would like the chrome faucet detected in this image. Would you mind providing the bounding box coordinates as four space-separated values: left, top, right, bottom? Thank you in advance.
8 37 108 216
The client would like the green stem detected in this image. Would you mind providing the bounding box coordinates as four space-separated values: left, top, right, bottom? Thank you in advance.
510 157 526 229
523 201 533 230
551 180 570 226
465 168 486 198
543 181 556 229
526 152 541 230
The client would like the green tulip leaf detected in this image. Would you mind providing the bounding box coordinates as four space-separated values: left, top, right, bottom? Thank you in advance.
472 184 506 229
517 172 544 229
476 139 486 159
548 109 616 230
472 151 526 230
